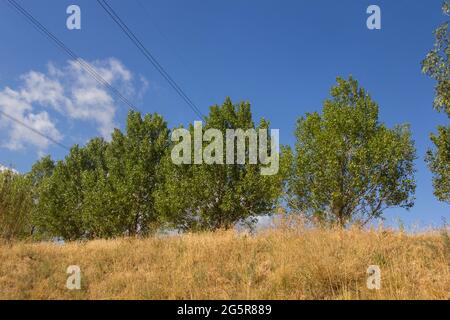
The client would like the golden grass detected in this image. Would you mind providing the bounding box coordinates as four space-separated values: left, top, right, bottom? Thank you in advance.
0 222 449 300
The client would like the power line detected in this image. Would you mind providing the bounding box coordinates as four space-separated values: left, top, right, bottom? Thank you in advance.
1 0 143 152
0 109 70 150
97 0 204 119
97 0 205 120
0 160 17 171
5 0 141 113
134 0 188 67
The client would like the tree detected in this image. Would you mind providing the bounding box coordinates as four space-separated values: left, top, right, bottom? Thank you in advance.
28 156 55 237
422 1 450 203
32 111 169 240
0 170 33 240
288 77 416 227
426 126 450 203
33 144 93 240
422 1 450 117
78 137 115 238
105 111 170 236
155 98 289 231
28 156 55 188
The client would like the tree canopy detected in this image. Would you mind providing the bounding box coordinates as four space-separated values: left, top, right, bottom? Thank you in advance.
155 98 289 231
32 112 169 239
288 77 416 227
0 88 422 240
422 1 450 203
422 1 450 117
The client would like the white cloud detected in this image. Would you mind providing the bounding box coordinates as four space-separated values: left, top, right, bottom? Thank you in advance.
20 71 67 111
0 58 145 153
0 164 19 174
0 87 60 151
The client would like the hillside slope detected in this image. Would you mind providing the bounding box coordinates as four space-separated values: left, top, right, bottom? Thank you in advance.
0 227 449 300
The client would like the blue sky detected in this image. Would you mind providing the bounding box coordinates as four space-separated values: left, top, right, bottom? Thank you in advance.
0 0 448 227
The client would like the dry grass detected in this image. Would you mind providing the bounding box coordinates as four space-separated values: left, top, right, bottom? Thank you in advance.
0 222 449 300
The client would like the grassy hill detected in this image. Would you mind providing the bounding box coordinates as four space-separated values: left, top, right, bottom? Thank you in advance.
0 224 449 300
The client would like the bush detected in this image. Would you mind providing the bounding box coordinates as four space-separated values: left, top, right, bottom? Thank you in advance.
0 170 33 240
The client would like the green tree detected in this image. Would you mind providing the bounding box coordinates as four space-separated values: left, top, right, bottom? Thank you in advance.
288 77 416 227
28 155 55 236
426 126 450 203
422 1 450 203
422 1 450 116
29 156 55 187
32 112 169 240
106 111 170 236
78 137 114 238
155 98 289 231
33 144 93 240
0 170 33 240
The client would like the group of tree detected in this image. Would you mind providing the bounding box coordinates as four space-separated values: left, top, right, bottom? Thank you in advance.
30 113 170 240
1 2 448 241
0 75 421 241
